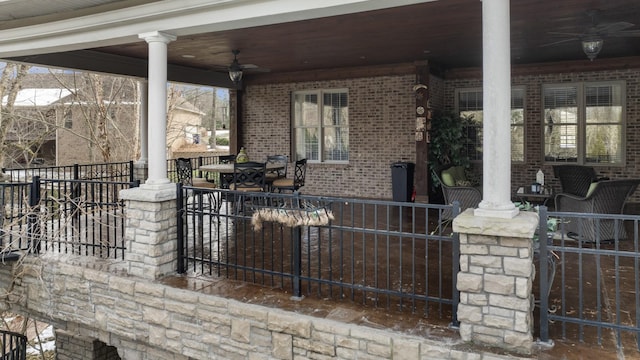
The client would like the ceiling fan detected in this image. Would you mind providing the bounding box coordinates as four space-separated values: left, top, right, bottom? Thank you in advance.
542 9 640 61
225 49 269 84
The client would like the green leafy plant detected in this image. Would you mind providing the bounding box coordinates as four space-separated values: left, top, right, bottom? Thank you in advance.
428 110 473 188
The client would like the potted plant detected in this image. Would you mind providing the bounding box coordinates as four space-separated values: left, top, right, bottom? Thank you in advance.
428 110 474 202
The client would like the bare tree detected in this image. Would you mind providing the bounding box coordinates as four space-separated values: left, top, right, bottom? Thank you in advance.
0 63 31 169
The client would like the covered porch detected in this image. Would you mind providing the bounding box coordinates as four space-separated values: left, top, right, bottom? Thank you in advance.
1 0 640 358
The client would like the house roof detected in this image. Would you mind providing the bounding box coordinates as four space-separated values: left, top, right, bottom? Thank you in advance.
0 0 639 88
2 88 74 107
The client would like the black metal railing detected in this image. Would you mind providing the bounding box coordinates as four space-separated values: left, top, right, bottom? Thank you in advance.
0 176 137 259
167 155 221 182
2 161 134 183
0 330 27 360
177 185 460 324
537 206 640 352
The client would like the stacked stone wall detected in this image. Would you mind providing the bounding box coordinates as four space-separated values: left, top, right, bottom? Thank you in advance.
0 258 534 360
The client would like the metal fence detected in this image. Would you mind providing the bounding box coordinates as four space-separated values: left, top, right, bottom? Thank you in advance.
177 185 460 324
537 205 640 353
167 155 221 182
0 176 137 259
0 330 27 360
2 161 134 183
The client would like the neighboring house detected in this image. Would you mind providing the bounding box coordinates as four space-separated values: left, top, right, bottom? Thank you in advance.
166 97 207 160
2 74 210 167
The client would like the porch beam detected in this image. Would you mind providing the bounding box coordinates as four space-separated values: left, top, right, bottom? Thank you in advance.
6 50 235 88
474 0 518 219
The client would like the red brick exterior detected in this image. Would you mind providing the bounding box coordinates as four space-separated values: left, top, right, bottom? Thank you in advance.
240 66 640 203
241 76 416 199
443 67 640 202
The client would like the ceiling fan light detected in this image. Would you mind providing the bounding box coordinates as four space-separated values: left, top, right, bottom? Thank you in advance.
228 52 243 84
229 68 243 84
582 38 603 61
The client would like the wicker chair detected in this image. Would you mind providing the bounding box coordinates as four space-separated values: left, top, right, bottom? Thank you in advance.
432 169 481 220
555 179 640 242
552 165 606 197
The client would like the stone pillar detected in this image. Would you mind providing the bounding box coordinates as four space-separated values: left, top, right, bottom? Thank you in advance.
138 31 176 187
119 186 177 280
55 329 121 360
453 209 538 355
475 0 518 219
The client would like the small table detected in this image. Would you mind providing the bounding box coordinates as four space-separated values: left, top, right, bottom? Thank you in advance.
516 187 554 207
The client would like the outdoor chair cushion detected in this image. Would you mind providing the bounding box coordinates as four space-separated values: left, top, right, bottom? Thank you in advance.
434 168 482 220
441 166 468 187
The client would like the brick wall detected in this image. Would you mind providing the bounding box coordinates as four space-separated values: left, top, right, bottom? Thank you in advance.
443 67 640 203
241 75 416 199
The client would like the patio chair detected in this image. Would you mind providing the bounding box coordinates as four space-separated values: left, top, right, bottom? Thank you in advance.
175 158 219 211
265 155 288 191
555 179 640 242
175 158 217 189
432 168 481 220
218 154 236 189
230 161 267 213
552 165 608 197
272 159 307 193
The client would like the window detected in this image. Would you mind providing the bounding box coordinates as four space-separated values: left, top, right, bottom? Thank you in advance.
293 89 349 162
64 110 72 129
543 81 624 164
456 87 525 162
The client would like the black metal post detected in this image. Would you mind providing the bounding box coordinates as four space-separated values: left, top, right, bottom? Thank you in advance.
539 205 550 344
450 201 460 328
176 183 185 274
292 226 302 298
128 160 135 183
28 176 41 254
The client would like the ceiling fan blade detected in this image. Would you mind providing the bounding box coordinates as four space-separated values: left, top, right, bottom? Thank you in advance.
239 63 259 70
607 30 640 37
541 38 580 47
548 31 585 37
595 21 635 34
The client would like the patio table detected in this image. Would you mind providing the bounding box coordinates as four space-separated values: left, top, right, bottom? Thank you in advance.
199 163 284 173
200 162 286 191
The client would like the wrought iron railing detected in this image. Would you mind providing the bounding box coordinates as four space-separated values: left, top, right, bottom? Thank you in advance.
2 161 134 183
167 155 221 183
176 185 460 324
0 176 138 259
537 206 640 352
0 330 27 360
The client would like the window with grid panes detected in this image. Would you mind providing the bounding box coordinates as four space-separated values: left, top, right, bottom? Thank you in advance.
455 87 525 162
543 81 624 164
292 89 349 163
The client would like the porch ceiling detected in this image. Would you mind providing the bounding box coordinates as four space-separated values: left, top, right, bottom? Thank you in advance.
3 0 640 86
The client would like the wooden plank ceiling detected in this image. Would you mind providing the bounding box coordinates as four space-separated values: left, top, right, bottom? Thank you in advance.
5 0 640 81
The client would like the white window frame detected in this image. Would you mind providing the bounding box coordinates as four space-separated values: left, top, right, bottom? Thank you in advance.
542 81 625 166
292 89 349 164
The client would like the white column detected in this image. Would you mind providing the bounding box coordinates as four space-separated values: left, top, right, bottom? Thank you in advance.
474 0 518 219
138 31 176 187
138 80 148 163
